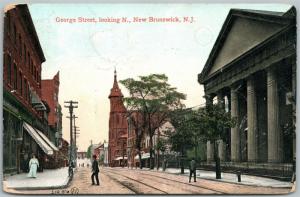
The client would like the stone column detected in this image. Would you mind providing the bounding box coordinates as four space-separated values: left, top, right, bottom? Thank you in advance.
267 67 282 163
217 93 226 161
205 94 214 162
247 76 258 162
206 141 214 162
231 86 240 162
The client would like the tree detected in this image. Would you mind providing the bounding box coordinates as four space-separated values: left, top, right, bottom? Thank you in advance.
167 108 202 173
87 145 92 159
201 102 236 179
120 74 186 169
154 137 167 170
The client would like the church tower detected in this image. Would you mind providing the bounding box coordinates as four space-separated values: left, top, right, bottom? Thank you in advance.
108 69 128 167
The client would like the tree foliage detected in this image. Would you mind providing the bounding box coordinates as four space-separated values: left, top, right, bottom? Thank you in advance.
120 74 186 169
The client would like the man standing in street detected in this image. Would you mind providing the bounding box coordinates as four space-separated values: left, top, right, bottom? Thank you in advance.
189 158 196 183
91 155 100 186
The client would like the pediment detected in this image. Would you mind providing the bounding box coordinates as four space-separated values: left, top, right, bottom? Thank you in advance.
207 17 284 76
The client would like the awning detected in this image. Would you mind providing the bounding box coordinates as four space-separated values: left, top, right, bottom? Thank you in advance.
35 128 59 151
23 122 54 155
31 91 47 111
142 153 150 159
114 156 127 161
134 153 150 160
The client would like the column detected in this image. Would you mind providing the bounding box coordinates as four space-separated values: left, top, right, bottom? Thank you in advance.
267 67 282 163
231 86 240 162
247 76 258 162
217 92 226 161
205 94 214 162
206 141 214 162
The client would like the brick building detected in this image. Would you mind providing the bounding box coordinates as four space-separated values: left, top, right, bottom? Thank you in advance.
108 69 128 167
41 71 62 146
3 4 58 174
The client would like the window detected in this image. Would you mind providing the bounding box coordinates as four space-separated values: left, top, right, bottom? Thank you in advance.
19 34 22 56
13 24 16 44
24 78 27 98
13 63 17 89
7 55 12 84
33 67 36 80
7 13 10 33
24 44 26 62
19 72 22 95
27 83 30 102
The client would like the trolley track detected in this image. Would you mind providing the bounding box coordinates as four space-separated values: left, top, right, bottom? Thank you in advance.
103 168 222 194
103 169 168 194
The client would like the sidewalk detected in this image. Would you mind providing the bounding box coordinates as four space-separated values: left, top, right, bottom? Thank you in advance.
3 167 70 190
133 167 293 188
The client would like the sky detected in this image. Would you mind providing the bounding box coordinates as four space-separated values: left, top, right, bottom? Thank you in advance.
28 3 291 151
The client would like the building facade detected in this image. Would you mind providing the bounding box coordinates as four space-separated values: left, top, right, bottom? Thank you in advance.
108 70 128 167
3 4 59 174
41 71 61 146
198 8 296 174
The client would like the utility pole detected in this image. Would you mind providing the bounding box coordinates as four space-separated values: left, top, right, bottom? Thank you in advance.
73 115 78 166
64 100 78 176
74 125 80 167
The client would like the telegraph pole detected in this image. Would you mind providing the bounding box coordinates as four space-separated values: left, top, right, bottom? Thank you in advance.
73 115 78 164
64 100 78 176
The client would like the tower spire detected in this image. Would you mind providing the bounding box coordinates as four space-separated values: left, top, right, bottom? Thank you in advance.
114 67 117 82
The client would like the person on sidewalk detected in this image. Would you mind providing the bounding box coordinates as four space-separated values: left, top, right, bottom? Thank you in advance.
91 155 100 186
189 158 196 183
27 154 39 178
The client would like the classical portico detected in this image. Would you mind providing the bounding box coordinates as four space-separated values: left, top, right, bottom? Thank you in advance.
199 7 296 166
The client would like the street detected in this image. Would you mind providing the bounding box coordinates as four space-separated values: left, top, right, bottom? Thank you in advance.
6 167 292 195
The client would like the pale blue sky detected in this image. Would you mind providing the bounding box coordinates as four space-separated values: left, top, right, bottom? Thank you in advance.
28 4 291 151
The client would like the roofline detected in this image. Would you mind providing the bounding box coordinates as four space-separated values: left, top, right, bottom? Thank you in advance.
198 7 295 84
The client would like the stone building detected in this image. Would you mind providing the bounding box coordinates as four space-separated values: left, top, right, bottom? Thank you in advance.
41 71 62 146
198 7 296 174
3 4 58 174
108 69 128 167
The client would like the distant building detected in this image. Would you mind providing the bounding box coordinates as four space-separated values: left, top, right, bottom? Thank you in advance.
127 115 175 168
41 71 61 146
3 4 58 174
108 69 128 167
77 151 87 159
198 8 296 177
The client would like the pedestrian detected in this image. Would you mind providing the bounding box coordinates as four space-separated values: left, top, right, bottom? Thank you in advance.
189 158 196 183
27 153 39 178
91 155 100 185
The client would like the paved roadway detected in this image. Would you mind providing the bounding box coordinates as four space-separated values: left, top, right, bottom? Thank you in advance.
5 167 292 195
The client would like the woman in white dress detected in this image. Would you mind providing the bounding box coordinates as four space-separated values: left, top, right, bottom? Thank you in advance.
27 154 39 178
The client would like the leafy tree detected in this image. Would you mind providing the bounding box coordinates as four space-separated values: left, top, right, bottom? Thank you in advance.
167 108 202 173
201 102 236 179
154 137 167 170
120 74 186 169
87 145 92 159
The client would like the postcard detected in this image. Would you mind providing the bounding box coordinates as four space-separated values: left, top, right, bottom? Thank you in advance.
2 3 296 195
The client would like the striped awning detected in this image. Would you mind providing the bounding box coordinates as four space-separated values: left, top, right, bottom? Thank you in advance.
23 122 54 155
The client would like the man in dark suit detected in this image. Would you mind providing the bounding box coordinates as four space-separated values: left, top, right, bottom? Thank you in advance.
91 155 100 185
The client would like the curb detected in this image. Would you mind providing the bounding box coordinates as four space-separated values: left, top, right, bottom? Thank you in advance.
163 170 293 189
4 170 73 191
126 167 293 189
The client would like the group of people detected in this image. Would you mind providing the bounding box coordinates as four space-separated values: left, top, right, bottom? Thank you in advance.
26 153 101 186
26 154 196 185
